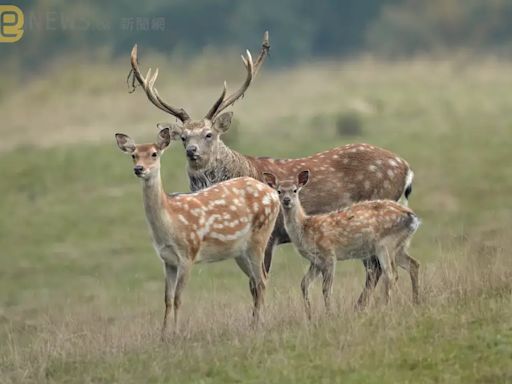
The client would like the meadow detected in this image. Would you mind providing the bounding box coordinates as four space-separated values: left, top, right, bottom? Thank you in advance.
0 54 511 383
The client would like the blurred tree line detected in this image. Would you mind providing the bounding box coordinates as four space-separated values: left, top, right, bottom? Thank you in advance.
4 0 512 71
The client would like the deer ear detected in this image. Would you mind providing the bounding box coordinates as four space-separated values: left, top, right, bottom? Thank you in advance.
262 172 278 189
115 133 136 153
212 112 233 133
156 128 172 151
157 122 182 141
297 170 310 188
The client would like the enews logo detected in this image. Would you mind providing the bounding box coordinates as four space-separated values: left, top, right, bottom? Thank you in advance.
0 5 24 43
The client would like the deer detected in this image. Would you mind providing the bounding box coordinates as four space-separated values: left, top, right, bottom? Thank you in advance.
127 31 415 309
115 127 280 337
263 170 420 319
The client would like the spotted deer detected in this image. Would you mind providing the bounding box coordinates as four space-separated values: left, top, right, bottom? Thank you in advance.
128 31 415 309
263 170 420 319
115 128 280 336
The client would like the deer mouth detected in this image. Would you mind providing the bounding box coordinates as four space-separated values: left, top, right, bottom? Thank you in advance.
186 152 201 161
187 155 206 170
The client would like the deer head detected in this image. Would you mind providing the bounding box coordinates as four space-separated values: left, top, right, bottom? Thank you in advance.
263 170 310 210
129 32 270 171
115 128 172 180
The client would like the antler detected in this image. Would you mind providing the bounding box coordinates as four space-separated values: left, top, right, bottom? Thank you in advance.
205 31 270 120
253 30 270 77
129 45 191 123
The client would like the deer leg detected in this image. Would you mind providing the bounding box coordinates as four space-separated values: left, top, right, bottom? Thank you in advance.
162 263 178 340
321 258 336 314
355 257 382 310
235 253 265 326
397 250 420 304
375 247 395 305
263 236 277 274
250 267 267 326
300 263 321 320
247 242 268 326
173 263 192 333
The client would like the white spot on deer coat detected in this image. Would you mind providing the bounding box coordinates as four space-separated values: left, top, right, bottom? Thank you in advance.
190 208 203 217
210 224 250 241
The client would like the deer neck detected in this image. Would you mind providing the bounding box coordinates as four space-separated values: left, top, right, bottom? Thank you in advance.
188 141 257 191
141 171 172 241
282 203 308 247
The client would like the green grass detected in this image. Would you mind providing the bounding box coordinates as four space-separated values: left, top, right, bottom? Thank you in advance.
1 56 511 383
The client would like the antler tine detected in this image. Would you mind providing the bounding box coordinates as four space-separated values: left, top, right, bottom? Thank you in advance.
206 31 270 121
253 30 270 77
204 81 228 120
130 45 161 109
209 50 254 120
149 68 158 87
129 44 191 122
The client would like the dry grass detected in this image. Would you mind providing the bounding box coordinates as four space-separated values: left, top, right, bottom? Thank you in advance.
1 238 511 383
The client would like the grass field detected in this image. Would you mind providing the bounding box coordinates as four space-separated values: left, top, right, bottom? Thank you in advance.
0 55 511 383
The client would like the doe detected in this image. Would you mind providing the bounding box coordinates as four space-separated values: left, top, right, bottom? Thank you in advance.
263 170 420 319
115 128 280 336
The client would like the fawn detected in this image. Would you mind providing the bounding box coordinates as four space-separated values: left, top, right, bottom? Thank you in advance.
115 128 280 336
263 170 420 319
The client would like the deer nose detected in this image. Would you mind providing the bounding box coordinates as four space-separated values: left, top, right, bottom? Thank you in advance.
282 197 291 206
186 145 198 157
133 165 144 176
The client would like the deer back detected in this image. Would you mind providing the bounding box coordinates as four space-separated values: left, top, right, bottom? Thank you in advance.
164 177 280 261
252 143 411 215
303 200 419 256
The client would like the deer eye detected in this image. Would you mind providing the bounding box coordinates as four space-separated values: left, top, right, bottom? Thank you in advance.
277 190 281 195
151 152 158 158
293 189 298 193
205 132 213 140
180 135 186 142
131 154 136 160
